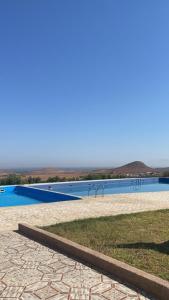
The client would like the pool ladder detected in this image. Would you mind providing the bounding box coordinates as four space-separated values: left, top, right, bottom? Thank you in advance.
131 179 143 190
88 184 105 198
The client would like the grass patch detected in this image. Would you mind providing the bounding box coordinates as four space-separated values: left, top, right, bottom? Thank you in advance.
43 209 169 281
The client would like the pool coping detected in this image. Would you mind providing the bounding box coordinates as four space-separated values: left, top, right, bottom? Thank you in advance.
18 223 169 300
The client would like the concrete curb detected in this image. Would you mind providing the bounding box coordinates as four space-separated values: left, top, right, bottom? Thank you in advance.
18 223 169 300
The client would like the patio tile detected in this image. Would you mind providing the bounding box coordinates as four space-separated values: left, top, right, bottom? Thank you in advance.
0 232 154 300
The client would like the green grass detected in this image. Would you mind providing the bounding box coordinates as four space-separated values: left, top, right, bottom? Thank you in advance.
43 209 169 281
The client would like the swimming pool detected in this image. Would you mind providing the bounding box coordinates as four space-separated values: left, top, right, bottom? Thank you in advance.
32 177 169 197
0 185 80 207
1 178 169 207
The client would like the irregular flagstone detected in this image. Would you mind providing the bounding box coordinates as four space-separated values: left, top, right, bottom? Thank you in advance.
0 231 154 300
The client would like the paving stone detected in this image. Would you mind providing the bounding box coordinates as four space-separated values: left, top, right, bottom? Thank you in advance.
102 275 118 284
25 281 48 293
22 250 53 262
0 286 24 298
0 282 6 294
62 269 101 288
75 263 89 270
11 258 25 267
3 269 42 286
48 294 69 300
0 232 153 300
34 285 58 299
0 273 5 280
38 264 54 274
1 191 169 232
51 282 70 293
20 292 40 300
0 298 19 300
69 287 90 300
116 283 138 296
91 283 112 294
42 273 62 282
0 261 13 272
22 261 40 269
90 296 105 300
50 261 68 271
102 288 126 300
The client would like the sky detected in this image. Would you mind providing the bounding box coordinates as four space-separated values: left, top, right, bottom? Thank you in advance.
0 0 169 168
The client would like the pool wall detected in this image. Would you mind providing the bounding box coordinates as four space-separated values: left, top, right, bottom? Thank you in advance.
14 186 81 202
159 177 169 184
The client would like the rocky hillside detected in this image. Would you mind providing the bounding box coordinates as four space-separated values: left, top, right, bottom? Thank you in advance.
91 161 159 177
111 161 158 176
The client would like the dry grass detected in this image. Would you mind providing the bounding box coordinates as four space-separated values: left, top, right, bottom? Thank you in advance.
43 209 169 281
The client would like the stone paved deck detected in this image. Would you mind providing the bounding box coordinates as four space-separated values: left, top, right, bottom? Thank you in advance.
0 231 153 300
1 191 169 231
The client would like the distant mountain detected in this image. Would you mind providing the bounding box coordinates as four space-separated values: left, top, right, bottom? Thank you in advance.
90 161 159 176
111 161 157 176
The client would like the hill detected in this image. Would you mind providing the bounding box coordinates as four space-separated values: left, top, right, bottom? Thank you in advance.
111 161 157 176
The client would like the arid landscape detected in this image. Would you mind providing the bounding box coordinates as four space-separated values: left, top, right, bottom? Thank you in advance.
0 167 92 182
0 161 168 184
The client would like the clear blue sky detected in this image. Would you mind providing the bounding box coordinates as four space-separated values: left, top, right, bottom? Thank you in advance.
0 0 169 168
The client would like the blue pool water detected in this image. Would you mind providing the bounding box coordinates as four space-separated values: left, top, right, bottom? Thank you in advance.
34 178 169 197
1 178 169 207
0 185 80 207
48 183 169 197
0 192 44 207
